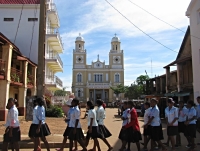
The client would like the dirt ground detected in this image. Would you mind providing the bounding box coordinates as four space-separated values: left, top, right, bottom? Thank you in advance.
0 109 88 135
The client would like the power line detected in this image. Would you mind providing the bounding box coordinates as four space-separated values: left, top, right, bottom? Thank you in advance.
104 0 178 53
127 0 200 40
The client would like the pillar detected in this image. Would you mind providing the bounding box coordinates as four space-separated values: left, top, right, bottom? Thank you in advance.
23 61 28 86
166 67 170 93
109 89 113 102
102 89 105 101
93 89 96 104
32 66 37 96
18 87 27 116
177 64 181 101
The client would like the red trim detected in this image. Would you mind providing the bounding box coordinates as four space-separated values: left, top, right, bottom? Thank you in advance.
0 0 40 4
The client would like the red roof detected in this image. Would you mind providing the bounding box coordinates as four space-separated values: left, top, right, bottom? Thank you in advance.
0 0 40 4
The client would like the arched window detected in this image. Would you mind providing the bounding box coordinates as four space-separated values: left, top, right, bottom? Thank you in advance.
77 73 82 82
78 90 81 97
115 73 120 82
79 44 81 48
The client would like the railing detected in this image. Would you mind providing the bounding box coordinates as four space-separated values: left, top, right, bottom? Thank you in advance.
27 74 34 86
46 2 60 24
55 76 63 87
46 51 63 68
88 83 110 86
45 75 63 88
10 67 23 83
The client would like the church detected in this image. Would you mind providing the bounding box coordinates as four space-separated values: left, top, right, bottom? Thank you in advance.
72 34 124 103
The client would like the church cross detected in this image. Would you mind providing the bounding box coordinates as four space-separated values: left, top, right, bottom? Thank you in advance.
97 54 99 60
114 33 117 37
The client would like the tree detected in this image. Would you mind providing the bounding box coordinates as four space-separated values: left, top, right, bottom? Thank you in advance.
136 75 149 85
54 87 68 96
110 84 128 97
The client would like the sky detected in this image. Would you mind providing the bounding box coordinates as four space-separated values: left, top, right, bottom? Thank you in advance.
54 0 191 91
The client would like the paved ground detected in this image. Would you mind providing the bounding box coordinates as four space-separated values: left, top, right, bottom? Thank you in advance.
1 108 200 151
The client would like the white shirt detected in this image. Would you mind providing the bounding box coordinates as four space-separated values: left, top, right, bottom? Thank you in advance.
196 104 200 119
96 106 105 125
178 106 187 122
5 105 20 127
144 107 152 125
36 106 45 124
122 108 130 126
69 106 81 128
67 107 74 126
186 107 196 124
88 109 98 127
165 106 178 126
32 106 38 124
149 105 161 126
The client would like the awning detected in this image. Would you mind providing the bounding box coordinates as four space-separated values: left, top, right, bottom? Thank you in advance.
164 92 191 97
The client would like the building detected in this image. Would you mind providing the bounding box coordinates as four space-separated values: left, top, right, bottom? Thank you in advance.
0 0 63 99
186 0 200 103
0 32 37 121
72 34 124 103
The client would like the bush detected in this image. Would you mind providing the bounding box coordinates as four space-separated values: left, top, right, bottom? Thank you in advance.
46 105 64 117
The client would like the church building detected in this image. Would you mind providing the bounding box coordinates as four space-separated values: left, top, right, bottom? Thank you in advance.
72 34 124 103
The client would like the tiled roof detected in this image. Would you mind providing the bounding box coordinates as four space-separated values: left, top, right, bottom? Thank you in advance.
0 0 40 4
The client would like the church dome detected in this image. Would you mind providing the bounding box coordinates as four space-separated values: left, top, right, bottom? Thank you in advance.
111 34 120 42
76 33 84 41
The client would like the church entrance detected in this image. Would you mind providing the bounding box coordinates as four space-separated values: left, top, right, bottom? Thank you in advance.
96 94 101 100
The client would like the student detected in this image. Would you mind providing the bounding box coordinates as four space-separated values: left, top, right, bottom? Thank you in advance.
85 101 101 151
165 98 178 151
3 98 21 151
146 98 167 151
118 101 131 151
56 100 74 151
34 97 51 151
96 100 113 151
142 102 152 151
119 101 142 151
184 100 197 150
196 96 200 145
68 99 87 151
176 100 187 147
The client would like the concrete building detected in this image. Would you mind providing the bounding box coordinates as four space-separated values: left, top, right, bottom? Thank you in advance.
72 34 124 103
0 32 37 121
0 0 63 99
186 0 200 103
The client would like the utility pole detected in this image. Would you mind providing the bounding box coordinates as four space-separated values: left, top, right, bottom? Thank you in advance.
36 0 46 97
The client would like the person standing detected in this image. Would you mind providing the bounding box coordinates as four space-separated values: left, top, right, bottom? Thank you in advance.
196 96 200 145
2 98 21 151
184 100 197 150
165 98 179 151
96 100 113 151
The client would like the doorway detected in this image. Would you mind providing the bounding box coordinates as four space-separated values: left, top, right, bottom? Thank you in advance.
96 94 101 100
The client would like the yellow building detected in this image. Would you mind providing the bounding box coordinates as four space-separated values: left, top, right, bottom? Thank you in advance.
0 33 37 121
72 34 124 103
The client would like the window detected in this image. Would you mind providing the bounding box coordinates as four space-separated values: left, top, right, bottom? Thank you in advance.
116 45 117 50
77 73 82 82
94 74 103 82
115 74 120 82
78 90 81 97
28 18 38 22
4 18 14 21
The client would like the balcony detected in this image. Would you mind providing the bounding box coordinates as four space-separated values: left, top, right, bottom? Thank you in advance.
45 75 63 90
27 74 35 88
10 67 23 86
46 3 60 27
46 27 64 53
46 51 63 72
0 59 6 80
87 83 111 89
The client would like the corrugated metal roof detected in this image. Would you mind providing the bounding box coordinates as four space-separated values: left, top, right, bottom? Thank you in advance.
0 0 40 4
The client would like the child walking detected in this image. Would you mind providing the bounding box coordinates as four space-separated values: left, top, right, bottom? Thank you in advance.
68 99 87 151
96 100 113 151
119 101 142 151
3 98 21 151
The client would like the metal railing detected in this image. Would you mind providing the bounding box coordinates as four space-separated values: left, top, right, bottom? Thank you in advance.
27 74 34 85
46 2 60 24
10 67 23 83
45 75 63 87
46 51 63 67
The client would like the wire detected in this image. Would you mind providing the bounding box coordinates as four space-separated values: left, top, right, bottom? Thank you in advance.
104 0 178 53
127 0 200 40
14 4 24 44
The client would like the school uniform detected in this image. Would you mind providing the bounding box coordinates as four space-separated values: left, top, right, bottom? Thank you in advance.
196 104 200 133
34 106 51 137
68 106 84 140
143 107 152 136
178 106 187 133
118 108 130 140
149 105 164 141
86 109 99 139
4 105 21 142
165 106 178 136
184 107 196 138
63 107 74 137
28 105 38 138
96 105 112 138
124 108 142 143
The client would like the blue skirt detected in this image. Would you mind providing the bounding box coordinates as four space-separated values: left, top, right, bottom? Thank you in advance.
98 125 112 139
68 128 85 140
123 127 142 143
4 127 21 142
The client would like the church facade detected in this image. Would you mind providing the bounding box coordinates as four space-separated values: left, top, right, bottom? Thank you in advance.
72 34 124 103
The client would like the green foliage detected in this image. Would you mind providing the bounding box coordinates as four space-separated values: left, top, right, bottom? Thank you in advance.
46 105 64 117
110 84 128 96
136 75 149 85
11 73 20 82
54 87 68 96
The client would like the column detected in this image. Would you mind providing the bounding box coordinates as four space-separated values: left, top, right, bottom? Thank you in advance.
102 89 105 101
109 89 113 102
23 61 28 86
166 67 170 93
93 89 96 104
18 87 27 116
31 66 37 96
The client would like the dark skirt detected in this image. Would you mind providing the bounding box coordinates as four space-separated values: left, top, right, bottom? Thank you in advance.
68 128 85 140
123 127 142 143
28 124 38 138
63 126 72 137
143 125 151 136
178 122 185 133
150 124 164 141
118 127 126 140
3 127 21 142
184 124 196 138
34 123 51 137
167 126 178 136
197 120 200 133
98 125 112 139
86 126 100 139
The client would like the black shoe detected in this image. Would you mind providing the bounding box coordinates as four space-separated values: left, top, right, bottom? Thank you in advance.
175 144 179 148
185 144 191 148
